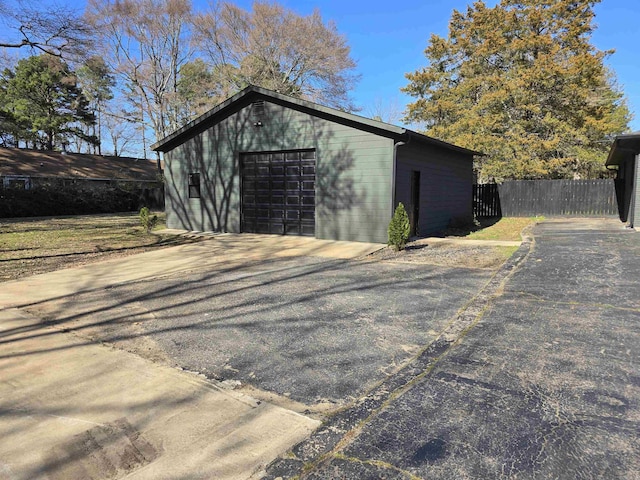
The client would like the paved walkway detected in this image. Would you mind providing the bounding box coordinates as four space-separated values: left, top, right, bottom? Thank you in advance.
0 233 384 480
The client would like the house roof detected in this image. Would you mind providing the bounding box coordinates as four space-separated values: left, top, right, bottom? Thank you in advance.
606 131 640 167
0 147 160 181
151 85 482 157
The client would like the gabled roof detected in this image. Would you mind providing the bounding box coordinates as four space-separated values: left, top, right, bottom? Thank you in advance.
606 131 640 167
151 85 482 156
0 147 160 181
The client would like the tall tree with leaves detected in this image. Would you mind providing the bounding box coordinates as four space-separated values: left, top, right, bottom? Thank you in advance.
193 1 359 111
0 66 24 146
174 59 222 124
404 0 630 181
2 54 96 150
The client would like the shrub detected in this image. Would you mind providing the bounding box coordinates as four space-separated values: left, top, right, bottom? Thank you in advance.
388 202 410 250
0 180 162 218
139 207 158 233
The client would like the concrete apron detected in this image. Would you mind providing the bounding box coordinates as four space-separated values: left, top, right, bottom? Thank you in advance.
0 309 318 480
0 233 385 479
0 233 384 309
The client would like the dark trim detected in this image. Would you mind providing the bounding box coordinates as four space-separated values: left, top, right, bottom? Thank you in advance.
631 154 639 228
606 132 640 167
392 140 407 215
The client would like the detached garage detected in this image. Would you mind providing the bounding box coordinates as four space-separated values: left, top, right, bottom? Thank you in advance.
152 86 479 244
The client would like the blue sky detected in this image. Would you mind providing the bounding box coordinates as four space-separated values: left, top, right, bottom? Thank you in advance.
204 0 639 131
5 0 640 133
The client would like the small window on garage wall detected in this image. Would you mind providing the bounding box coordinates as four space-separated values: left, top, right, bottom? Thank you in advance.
188 173 201 198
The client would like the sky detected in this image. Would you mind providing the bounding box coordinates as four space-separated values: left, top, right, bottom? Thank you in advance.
215 0 640 131
4 0 640 133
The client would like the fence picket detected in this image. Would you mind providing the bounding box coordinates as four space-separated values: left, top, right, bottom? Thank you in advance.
473 179 619 218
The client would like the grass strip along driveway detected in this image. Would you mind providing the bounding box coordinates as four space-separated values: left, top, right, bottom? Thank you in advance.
0 213 202 282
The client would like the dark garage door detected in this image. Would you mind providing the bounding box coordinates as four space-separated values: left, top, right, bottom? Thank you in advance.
241 150 315 236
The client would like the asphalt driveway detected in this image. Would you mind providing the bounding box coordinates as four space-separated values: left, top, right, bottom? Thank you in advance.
265 218 640 478
26 253 495 409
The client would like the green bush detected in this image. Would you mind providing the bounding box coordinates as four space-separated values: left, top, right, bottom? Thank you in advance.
388 202 410 250
139 207 158 233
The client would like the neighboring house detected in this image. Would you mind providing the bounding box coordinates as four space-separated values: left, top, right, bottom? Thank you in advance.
0 147 161 189
152 86 480 244
607 131 640 228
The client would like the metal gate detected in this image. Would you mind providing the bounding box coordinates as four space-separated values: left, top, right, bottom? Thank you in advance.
240 150 315 236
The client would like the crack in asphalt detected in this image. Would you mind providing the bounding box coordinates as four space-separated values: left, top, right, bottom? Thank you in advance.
262 239 535 479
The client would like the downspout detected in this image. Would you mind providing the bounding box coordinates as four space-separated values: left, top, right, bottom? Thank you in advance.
392 135 410 216
631 153 640 229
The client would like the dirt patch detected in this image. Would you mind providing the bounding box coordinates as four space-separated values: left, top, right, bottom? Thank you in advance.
369 241 517 269
44 418 159 480
28 294 174 367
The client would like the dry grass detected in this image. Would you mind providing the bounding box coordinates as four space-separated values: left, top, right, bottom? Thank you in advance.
0 212 202 282
447 216 543 242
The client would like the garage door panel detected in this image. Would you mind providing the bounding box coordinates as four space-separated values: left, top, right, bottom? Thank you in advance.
241 150 315 236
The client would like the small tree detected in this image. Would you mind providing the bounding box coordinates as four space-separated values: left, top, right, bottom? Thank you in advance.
139 207 158 234
388 202 410 251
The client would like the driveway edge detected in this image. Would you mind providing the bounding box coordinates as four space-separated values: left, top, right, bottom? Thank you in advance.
261 235 535 479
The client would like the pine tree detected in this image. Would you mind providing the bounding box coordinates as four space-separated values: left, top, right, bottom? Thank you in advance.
3 55 97 151
403 0 630 181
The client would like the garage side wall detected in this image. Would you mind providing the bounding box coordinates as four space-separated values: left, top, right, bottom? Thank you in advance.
395 142 473 236
163 100 395 243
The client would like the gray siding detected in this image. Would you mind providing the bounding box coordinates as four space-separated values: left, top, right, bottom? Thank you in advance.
395 141 473 236
164 100 394 243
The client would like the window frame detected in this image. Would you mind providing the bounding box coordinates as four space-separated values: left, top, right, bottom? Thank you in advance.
188 172 201 198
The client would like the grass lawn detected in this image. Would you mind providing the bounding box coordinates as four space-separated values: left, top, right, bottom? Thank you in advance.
447 216 544 242
0 212 202 282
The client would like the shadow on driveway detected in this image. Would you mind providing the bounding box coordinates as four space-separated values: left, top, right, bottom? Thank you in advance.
20 254 494 411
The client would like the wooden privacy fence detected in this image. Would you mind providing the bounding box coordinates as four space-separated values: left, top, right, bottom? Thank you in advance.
474 179 619 217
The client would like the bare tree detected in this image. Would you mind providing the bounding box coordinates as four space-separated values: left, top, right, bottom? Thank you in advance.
0 0 92 58
87 0 194 145
103 110 138 157
193 1 359 111
366 96 405 125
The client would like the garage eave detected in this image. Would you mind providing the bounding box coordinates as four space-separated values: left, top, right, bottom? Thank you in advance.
405 130 483 157
606 131 640 167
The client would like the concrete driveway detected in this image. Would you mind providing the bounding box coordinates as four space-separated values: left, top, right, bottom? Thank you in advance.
0 234 384 479
265 218 640 479
0 231 502 479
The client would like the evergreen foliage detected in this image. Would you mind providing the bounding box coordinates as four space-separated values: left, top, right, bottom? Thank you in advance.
0 55 97 150
388 202 411 251
139 206 158 234
403 0 631 181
